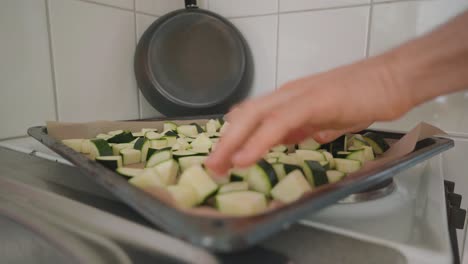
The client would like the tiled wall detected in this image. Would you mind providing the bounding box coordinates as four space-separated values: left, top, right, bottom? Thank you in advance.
1 0 467 139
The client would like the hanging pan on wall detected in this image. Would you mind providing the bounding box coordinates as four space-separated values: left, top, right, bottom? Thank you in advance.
134 0 253 117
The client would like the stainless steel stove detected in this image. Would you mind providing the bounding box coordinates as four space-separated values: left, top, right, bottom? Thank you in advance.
0 138 465 264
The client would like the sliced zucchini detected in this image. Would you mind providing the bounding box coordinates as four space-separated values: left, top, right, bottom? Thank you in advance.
190 123 205 133
206 119 218 135
120 148 141 166
172 150 200 160
190 133 212 153
106 130 122 136
320 161 330 170
247 159 278 195
326 170 346 183
178 165 218 204
96 155 122 170
146 148 172 167
81 139 91 154
216 191 267 216
302 160 328 187
346 149 366 163
336 151 352 159
334 158 362 173
96 133 112 140
145 131 163 140
163 130 178 137
62 139 83 152
163 122 178 132
129 168 165 189
218 182 249 194
177 125 199 137
112 143 133 156
89 139 112 159
178 155 207 172
278 154 301 165
132 132 145 138
266 157 278 164
284 164 304 175
322 135 346 156
171 137 190 151
116 167 143 177
107 131 134 144
271 145 288 153
229 168 250 181
163 136 177 147
297 138 320 150
133 137 146 150
363 132 389 154
322 151 335 169
230 174 244 182
272 163 287 181
271 170 311 203
265 152 287 160
153 159 179 185
295 150 325 162
347 134 369 149
362 145 375 161
167 185 199 208
139 139 151 162
141 128 158 134
151 139 168 149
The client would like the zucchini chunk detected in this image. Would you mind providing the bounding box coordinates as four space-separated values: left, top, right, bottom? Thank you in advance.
271 170 311 203
218 182 249 194
178 165 218 204
167 185 199 208
334 158 362 173
117 167 143 177
247 159 278 195
216 191 267 216
96 155 122 170
363 132 389 154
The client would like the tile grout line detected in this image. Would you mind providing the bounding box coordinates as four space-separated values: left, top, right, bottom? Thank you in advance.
365 0 374 57
278 3 371 16
74 0 133 12
45 0 60 122
133 0 142 119
274 0 281 89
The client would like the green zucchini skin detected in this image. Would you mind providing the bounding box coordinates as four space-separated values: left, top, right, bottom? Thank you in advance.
230 174 244 182
304 160 328 187
257 159 279 187
190 123 205 133
91 139 113 156
133 137 147 150
146 147 172 161
363 132 390 154
284 164 304 175
107 131 135 144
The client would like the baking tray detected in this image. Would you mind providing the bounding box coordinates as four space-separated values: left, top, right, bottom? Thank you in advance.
28 116 454 252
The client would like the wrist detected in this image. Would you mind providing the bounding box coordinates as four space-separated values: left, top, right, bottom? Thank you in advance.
369 52 416 121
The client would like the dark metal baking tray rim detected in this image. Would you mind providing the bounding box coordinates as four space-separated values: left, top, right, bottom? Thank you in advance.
27 117 454 252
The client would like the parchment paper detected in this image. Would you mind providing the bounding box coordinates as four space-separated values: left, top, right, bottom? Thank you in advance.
46 120 446 217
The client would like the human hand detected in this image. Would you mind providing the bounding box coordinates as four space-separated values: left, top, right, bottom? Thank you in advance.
205 56 414 175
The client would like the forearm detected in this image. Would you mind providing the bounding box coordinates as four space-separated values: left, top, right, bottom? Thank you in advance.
383 10 468 108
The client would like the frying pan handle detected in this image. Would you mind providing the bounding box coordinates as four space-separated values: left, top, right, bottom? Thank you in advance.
185 0 198 8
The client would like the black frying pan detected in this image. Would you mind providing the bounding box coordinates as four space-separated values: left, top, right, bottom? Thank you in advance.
135 0 253 117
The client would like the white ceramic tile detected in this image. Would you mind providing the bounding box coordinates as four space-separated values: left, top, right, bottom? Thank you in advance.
277 7 368 85
0 0 56 139
49 0 139 122
280 0 369 12
136 13 164 118
83 0 134 10
209 0 278 17
369 0 468 56
136 0 207 16
230 15 278 98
